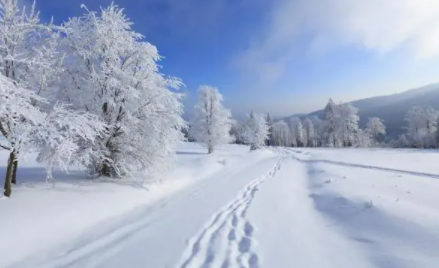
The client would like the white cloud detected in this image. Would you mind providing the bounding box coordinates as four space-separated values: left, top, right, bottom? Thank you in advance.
234 0 439 84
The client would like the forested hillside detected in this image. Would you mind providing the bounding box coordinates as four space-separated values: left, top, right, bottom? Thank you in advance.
289 83 439 138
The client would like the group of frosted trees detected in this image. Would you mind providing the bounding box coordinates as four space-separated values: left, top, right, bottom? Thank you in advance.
187 92 391 154
270 99 386 148
189 86 269 153
269 100 439 149
0 1 185 196
393 106 439 148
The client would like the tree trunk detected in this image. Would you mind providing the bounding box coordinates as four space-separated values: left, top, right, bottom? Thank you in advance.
101 162 112 177
3 152 15 197
208 145 214 154
11 155 17 184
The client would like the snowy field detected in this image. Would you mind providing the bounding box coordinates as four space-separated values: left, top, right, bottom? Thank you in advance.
1 143 439 268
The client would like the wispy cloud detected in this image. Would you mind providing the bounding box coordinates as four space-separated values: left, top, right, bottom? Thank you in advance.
234 0 439 85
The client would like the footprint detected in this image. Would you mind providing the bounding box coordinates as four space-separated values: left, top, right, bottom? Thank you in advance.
244 222 254 237
228 229 236 241
231 214 238 227
249 253 259 268
238 237 251 253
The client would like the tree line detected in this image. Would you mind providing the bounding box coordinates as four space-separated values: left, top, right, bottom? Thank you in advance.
188 88 439 152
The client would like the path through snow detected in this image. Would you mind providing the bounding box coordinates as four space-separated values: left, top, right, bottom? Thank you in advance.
3 146 439 268
177 156 285 268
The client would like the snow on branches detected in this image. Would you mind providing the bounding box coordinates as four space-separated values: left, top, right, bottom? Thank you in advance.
239 112 270 151
0 1 186 196
189 85 233 153
58 3 185 179
405 106 439 148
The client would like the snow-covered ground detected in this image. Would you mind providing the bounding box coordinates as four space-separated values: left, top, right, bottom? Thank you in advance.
1 144 439 268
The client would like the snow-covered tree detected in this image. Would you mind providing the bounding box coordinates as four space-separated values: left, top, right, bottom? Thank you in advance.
303 118 316 147
289 117 305 147
59 4 185 179
271 121 291 147
436 116 439 148
0 76 43 196
405 106 439 148
265 112 274 146
323 99 339 147
337 103 359 147
321 100 359 147
365 117 386 146
0 0 49 195
230 120 244 144
0 0 106 196
240 112 269 150
33 105 106 181
353 129 372 147
311 116 324 147
189 85 232 153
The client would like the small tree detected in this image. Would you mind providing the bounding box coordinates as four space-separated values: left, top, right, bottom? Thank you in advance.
323 99 339 147
240 112 269 150
337 103 359 147
189 85 232 153
365 117 386 146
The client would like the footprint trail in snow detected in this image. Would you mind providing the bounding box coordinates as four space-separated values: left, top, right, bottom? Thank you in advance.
177 156 284 268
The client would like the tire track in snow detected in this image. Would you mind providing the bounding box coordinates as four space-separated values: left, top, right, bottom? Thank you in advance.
283 148 439 180
177 156 284 268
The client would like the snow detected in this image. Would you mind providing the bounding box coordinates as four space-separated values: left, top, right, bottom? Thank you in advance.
2 144 439 267
0 143 273 268
292 147 439 175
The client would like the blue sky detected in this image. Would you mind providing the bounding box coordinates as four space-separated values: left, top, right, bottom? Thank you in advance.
31 0 439 118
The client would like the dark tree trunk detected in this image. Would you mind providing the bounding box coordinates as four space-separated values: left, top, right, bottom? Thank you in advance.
208 145 214 154
3 151 15 197
11 157 18 184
